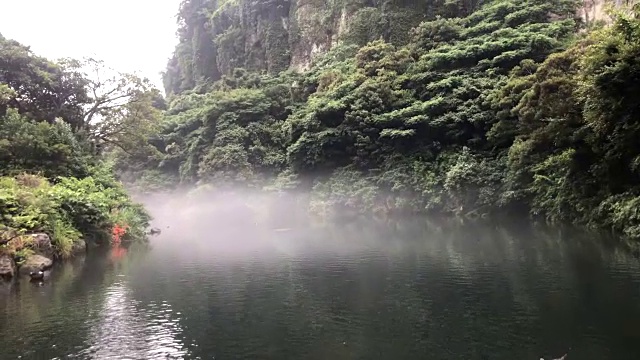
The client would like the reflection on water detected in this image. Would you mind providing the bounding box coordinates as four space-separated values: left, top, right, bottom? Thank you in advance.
0 217 640 359
81 281 189 359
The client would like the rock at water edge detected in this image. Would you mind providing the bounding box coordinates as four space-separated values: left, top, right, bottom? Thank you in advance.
0 254 16 279
71 239 87 255
19 255 53 275
31 233 54 257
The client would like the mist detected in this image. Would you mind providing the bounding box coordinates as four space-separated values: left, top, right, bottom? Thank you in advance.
127 185 639 268
128 186 429 261
131 188 324 257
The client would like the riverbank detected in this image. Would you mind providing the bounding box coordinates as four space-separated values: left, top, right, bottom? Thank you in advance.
0 173 150 282
0 232 86 280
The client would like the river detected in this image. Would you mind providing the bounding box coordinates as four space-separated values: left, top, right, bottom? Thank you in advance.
1 213 640 359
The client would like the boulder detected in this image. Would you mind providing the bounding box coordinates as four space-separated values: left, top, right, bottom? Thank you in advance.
71 239 87 255
0 254 16 279
30 233 54 257
19 254 53 275
31 233 51 248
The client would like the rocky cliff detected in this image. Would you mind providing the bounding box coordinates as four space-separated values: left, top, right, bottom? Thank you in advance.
163 0 481 95
578 0 626 25
163 0 633 96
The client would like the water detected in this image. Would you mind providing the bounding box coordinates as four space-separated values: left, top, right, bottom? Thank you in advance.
2 217 640 359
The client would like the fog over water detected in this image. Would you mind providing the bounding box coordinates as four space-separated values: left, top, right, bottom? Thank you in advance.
2 189 640 359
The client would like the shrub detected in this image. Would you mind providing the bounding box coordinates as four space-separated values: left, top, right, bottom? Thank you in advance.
0 172 150 258
0 109 94 179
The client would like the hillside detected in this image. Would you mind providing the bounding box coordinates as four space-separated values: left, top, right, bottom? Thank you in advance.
116 0 640 239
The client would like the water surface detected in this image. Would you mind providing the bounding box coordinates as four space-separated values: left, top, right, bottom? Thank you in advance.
1 217 640 359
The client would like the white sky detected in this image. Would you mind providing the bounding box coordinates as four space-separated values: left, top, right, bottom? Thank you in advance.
0 0 183 91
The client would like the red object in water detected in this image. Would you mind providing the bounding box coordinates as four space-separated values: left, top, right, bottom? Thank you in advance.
109 246 127 261
111 224 128 245
110 223 129 262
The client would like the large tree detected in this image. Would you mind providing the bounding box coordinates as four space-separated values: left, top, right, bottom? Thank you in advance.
0 35 164 157
0 34 89 127
63 58 164 155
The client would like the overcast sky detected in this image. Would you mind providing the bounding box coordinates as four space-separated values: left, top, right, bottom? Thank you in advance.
0 0 183 90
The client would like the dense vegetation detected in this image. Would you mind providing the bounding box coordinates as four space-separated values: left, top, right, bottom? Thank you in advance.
116 0 640 240
3 0 636 267
0 34 155 260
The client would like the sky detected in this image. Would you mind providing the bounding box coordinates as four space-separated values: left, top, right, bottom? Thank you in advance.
0 0 183 91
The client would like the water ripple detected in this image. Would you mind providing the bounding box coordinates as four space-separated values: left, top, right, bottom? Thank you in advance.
78 281 190 359
3 220 640 359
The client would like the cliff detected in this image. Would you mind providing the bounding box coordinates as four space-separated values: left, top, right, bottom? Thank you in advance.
162 0 481 95
163 0 636 96
578 0 626 25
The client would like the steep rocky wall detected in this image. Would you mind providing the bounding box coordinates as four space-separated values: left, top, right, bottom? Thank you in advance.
578 0 628 26
164 0 637 95
163 0 481 95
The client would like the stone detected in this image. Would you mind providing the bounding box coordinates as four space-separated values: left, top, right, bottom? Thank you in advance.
31 233 51 248
30 233 54 257
18 254 53 276
71 239 87 255
0 254 16 279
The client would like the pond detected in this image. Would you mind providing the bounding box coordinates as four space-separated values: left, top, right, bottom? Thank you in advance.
1 210 640 359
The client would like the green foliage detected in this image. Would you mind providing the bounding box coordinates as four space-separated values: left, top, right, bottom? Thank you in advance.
119 169 179 195
129 0 640 242
342 7 384 46
0 175 54 232
309 166 381 216
597 192 640 239
131 77 293 187
0 36 89 127
142 0 580 202
49 217 82 258
0 172 150 257
0 53 153 256
163 0 486 97
0 109 94 179
48 176 120 240
485 5 640 236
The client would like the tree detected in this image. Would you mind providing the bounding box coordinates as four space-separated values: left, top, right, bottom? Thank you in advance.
0 36 89 127
61 58 164 156
0 83 15 116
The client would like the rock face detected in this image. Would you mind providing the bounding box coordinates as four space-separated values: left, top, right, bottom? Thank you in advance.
578 0 627 26
0 254 16 279
19 255 53 275
163 0 469 95
164 0 637 96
